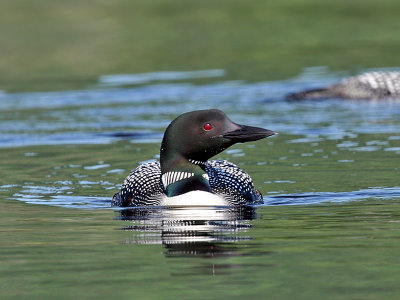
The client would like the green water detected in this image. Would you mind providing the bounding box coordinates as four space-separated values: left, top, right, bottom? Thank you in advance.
1 135 400 299
1 134 399 198
2 191 400 299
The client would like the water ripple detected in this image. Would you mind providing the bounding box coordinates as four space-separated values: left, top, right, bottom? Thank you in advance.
7 186 400 209
1 69 400 147
263 187 400 206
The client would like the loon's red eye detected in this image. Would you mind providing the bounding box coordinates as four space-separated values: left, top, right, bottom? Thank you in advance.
203 123 213 131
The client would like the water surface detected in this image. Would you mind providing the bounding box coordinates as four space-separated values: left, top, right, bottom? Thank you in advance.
1 69 400 299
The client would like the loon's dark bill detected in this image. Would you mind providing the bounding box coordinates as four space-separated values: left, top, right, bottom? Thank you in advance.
221 124 276 142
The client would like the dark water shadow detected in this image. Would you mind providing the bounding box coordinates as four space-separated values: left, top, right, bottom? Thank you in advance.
116 206 258 258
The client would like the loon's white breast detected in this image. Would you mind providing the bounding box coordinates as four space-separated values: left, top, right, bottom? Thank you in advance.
160 190 229 207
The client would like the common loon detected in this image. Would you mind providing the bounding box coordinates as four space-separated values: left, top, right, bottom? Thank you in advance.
286 71 400 100
112 109 276 207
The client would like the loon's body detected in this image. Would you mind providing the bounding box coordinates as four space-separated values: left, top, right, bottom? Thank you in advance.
112 109 275 207
286 71 400 101
112 160 263 206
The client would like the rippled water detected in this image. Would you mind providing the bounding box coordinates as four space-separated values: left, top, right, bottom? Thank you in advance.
2 68 400 205
1 68 400 299
2 68 400 148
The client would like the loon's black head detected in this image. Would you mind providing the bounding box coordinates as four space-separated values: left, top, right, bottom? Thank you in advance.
160 109 276 174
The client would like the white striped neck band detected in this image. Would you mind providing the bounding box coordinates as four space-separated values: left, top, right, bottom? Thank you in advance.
188 159 206 166
161 171 209 189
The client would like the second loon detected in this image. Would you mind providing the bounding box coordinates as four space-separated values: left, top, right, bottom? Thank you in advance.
286 71 400 101
112 109 276 207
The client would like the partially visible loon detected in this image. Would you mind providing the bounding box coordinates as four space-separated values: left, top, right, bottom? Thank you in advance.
112 109 276 207
286 71 400 101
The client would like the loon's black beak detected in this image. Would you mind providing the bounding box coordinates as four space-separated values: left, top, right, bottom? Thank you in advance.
221 124 276 143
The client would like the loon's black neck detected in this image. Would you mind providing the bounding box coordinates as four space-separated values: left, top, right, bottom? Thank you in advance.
160 151 211 197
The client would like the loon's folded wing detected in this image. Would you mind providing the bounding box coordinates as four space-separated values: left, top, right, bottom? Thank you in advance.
341 71 400 99
206 160 263 205
112 161 164 207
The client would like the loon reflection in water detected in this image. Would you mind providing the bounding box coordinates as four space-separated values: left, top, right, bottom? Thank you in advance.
117 206 257 257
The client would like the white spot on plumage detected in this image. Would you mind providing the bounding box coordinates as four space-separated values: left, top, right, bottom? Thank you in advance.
202 173 209 180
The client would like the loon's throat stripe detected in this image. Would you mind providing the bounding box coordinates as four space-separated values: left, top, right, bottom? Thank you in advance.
161 172 210 188
162 171 194 188
188 159 205 166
